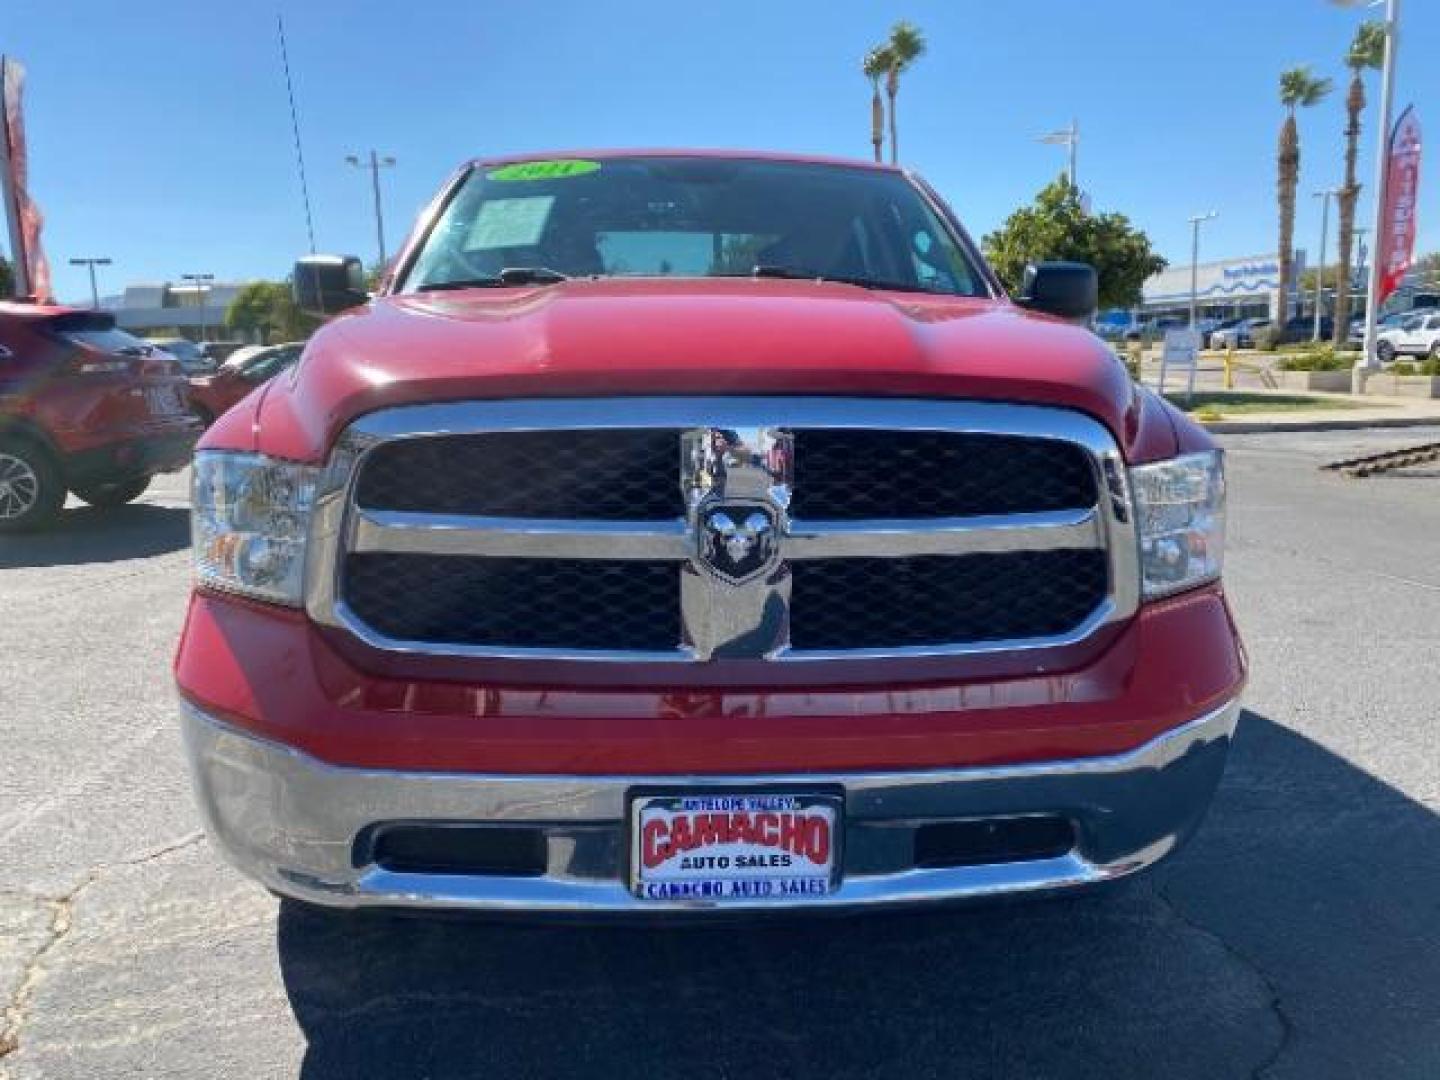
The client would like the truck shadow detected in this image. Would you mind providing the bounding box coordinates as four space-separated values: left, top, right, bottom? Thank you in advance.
0 504 189 568
275 710 1440 1080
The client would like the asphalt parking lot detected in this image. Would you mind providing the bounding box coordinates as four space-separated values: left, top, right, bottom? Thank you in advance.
2 428 1438 1079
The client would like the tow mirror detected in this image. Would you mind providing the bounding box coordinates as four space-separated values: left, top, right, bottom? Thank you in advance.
293 255 368 317
1015 261 1098 323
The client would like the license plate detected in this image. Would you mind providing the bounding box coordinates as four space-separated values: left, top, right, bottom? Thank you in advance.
144 385 184 416
630 793 840 903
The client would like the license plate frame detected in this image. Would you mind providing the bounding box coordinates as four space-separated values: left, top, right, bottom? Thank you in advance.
144 385 184 416
628 789 843 904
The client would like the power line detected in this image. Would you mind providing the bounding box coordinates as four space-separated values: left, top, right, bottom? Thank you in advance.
277 14 316 253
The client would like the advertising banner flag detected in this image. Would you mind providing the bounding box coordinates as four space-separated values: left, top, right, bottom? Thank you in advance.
1378 106 1422 306
0 56 53 302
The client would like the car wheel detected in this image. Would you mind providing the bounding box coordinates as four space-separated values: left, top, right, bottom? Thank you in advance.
0 437 65 533
1376 340 1395 364
72 476 151 509
1429 341 1440 361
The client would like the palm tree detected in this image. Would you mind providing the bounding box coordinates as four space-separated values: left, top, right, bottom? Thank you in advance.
862 46 892 163
882 22 926 165
1332 22 1385 345
1277 67 1332 322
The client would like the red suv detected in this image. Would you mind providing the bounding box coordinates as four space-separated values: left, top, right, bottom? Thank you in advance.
0 302 199 530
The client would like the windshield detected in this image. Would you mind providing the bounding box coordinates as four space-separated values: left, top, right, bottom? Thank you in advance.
401 157 987 297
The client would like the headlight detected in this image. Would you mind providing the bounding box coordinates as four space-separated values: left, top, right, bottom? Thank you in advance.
192 451 319 605
1130 450 1226 599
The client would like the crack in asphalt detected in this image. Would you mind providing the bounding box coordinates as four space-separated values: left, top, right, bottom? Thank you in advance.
1151 881 1294 1080
0 832 205 1066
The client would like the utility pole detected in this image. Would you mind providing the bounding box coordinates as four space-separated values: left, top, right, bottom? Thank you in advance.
1312 188 1340 340
1188 211 1218 328
181 272 215 342
347 151 396 270
68 257 111 309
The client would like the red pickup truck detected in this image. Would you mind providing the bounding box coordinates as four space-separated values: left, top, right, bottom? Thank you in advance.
176 151 1243 914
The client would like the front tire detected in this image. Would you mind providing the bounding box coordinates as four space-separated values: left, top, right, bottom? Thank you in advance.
72 476 151 509
1376 340 1396 364
0 438 65 533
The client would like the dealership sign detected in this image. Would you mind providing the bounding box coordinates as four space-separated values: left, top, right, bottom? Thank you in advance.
1378 106 1422 306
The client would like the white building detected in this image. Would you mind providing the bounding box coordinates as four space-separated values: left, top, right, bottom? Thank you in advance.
1141 253 1304 322
106 281 255 341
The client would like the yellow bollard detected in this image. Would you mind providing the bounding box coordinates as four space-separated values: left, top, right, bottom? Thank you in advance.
1224 346 1235 390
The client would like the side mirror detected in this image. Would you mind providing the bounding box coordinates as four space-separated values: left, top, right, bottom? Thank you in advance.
293 255 368 317
1014 261 1098 322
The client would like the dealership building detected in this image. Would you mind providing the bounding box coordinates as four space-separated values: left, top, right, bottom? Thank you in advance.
1140 253 1305 322
103 280 252 341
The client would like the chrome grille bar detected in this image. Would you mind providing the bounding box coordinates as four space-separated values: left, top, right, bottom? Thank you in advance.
350 507 1102 562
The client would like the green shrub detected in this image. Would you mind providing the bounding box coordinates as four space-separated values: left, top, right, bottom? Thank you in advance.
1386 360 1440 376
1277 344 1350 371
1253 324 1282 352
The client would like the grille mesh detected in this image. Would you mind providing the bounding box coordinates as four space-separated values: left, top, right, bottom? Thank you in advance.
790 550 1108 651
791 430 1096 520
355 430 683 520
343 554 680 651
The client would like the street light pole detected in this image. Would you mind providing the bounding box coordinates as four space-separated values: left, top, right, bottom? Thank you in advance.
1038 119 1079 190
1188 211 1218 328
347 151 396 270
68 257 112 309
1312 188 1339 340
1333 0 1400 385
181 272 215 342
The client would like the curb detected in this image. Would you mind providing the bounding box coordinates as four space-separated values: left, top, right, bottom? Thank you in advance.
1203 415 1440 434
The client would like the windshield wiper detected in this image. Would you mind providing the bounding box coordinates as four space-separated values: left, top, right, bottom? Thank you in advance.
750 264 934 294
418 266 571 291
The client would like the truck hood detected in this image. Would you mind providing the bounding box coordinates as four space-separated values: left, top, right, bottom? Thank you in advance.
232 278 1171 462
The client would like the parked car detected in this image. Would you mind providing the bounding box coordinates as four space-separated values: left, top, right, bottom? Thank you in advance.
1272 316 1334 345
0 303 200 530
187 342 304 426
1351 311 1421 346
176 150 1242 916
1093 310 1138 341
195 340 246 366
1210 317 1269 350
145 337 212 374
1375 312 1440 363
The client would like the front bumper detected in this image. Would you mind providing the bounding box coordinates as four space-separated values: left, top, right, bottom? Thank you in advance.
181 696 1240 914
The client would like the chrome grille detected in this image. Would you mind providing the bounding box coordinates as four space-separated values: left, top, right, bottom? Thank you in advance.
791 429 1097 519
307 398 1139 669
355 429 683 520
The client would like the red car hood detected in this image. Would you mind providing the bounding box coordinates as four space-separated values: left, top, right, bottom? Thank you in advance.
225 278 1170 462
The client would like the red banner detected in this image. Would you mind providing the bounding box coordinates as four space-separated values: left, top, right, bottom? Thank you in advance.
1378 105 1422 306
0 56 53 303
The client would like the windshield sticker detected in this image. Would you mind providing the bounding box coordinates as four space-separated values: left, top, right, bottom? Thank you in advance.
487 159 601 182
464 196 556 250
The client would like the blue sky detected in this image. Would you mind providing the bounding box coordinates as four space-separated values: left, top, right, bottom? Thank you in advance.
7 0 1437 303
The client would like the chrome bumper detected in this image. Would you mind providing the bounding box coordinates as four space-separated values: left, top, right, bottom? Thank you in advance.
180 698 1239 914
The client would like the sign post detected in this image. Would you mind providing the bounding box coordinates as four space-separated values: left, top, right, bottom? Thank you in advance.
1159 326 1202 403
